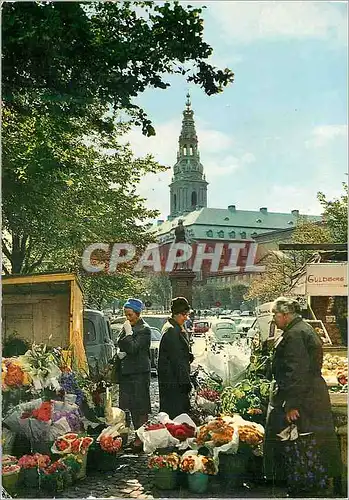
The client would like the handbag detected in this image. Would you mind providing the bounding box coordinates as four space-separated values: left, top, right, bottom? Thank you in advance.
107 355 121 384
283 433 328 494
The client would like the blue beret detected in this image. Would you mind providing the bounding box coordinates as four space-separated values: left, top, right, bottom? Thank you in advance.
123 298 144 313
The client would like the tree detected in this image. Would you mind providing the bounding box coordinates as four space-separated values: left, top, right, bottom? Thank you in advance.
317 182 348 243
2 106 164 275
246 220 333 303
142 273 172 310
3 1 234 136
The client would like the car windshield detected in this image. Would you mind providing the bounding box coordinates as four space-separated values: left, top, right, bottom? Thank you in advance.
151 329 161 341
240 318 256 327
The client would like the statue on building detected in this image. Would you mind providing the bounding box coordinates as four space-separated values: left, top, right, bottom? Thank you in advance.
174 220 186 243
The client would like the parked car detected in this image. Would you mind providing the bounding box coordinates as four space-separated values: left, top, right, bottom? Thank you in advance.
205 319 239 344
83 309 116 374
150 327 161 375
193 320 210 336
237 317 257 333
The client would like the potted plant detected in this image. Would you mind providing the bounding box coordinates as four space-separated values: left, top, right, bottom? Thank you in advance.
148 453 180 490
180 451 217 494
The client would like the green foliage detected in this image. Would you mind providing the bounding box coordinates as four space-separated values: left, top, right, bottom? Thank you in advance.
3 1 234 136
246 218 333 302
2 0 234 305
142 273 172 310
317 182 348 243
193 283 249 309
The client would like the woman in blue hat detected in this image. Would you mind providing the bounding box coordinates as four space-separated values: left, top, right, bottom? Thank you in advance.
117 298 151 452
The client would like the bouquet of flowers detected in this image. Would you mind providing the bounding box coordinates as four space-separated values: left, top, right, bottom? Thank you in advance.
18 453 51 470
17 343 62 392
2 464 20 476
180 450 218 475
51 433 94 455
196 417 236 447
148 453 180 471
2 358 32 391
197 388 221 403
17 453 51 488
40 460 69 492
2 455 18 466
100 435 122 453
165 422 195 442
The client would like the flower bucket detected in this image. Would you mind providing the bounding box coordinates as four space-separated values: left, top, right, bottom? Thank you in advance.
96 450 119 471
177 469 188 488
188 472 209 494
19 467 40 488
153 468 178 490
75 453 87 480
2 428 16 455
2 470 20 495
218 453 247 489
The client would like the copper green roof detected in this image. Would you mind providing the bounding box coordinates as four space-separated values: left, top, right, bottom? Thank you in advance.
152 207 322 242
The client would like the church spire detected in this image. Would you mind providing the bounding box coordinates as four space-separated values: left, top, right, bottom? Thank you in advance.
169 94 208 218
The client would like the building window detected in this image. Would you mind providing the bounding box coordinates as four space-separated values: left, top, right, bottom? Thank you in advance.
256 218 262 223
218 230 224 238
174 194 177 211
224 217 230 221
288 220 294 225
229 231 236 239
190 146 193 155
240 231 246 239
191 191 197 207
206 230 213 237
251 232 258 238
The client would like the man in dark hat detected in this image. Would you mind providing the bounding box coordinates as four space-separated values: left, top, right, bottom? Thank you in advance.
157 297 194 418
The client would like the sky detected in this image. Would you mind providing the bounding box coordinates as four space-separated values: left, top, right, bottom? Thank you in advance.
124 1 348 220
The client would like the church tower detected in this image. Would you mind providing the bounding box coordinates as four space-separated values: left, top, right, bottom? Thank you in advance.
169 93 208 217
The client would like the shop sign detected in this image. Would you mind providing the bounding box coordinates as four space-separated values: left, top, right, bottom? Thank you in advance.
306 263 348 296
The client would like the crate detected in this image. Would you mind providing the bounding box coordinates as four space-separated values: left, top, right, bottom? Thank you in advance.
330 392 348 407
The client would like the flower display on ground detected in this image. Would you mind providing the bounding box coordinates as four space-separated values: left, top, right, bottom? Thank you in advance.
148 453 180 471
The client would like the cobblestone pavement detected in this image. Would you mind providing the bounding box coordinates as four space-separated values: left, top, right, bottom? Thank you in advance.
15 377 344 499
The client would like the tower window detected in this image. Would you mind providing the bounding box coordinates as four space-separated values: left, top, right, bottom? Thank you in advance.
190 146 193 155
218 230 224 238
240 231 246 239
229 231 236 239
206 230 213 237
191 191 197 207
174 194 177 211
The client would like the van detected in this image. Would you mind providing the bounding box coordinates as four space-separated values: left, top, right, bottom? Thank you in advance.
83 309 116 373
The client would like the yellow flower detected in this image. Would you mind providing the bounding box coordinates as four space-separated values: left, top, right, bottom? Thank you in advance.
22 371 32 385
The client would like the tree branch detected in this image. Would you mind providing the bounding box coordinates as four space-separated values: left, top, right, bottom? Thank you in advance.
2 263 11 275
2 240 13 263
25 251 47 274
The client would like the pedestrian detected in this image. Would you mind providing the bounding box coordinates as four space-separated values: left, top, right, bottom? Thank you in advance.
263 296 342 497
158 297 194 419
117 298 151 452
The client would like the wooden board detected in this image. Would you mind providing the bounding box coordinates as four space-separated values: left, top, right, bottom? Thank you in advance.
330 392 348 407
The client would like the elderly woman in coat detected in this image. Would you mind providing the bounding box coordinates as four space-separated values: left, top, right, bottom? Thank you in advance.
117 298 151 452
263 297 342 497
158 297 194 419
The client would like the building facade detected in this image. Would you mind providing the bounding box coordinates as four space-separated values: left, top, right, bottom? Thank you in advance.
153 95 322 283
